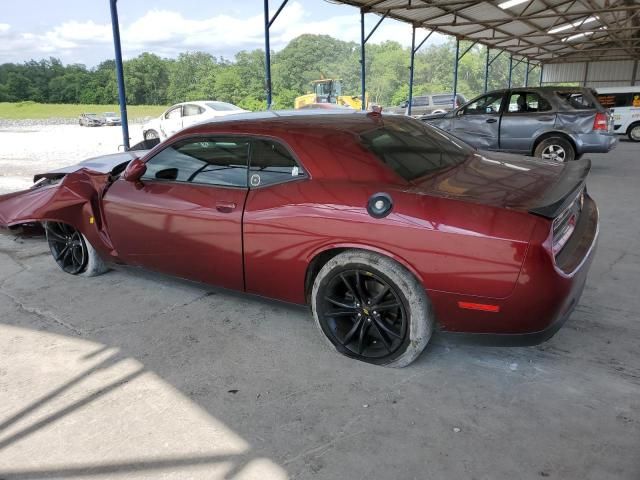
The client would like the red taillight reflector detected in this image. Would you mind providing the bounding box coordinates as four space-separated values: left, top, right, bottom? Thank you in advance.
458 301 500 313
593 112 608 131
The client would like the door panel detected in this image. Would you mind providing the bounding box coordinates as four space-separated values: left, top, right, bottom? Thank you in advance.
450 92 504 150
103 136 251 291
104 180 247 290
500 91 556 153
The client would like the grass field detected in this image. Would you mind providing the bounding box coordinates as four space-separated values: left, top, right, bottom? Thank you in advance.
0 102 166 120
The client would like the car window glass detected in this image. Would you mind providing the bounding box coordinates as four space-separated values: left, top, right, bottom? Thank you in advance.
462 93 503 115
183 104 203 116
359 116 472 181
432 95 455 105
249 140 306 187
165 107 182 120
507 92 552 113
556 91 595 109
597 93 640 108
412 97 428 107
142 138 249 187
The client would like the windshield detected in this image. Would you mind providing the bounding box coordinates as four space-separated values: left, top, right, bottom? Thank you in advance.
206 102 242 112
359 116 472 181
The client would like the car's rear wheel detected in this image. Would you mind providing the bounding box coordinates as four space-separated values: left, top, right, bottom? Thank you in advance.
144 129 159 141
535 137 575 162
45 222 108 277
311 250 433 367
628 123 640 142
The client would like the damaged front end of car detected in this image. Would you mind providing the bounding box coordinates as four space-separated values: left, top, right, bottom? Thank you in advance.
0 150 148 258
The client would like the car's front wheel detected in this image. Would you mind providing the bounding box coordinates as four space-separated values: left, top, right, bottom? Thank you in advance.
311 250 433 367
627 123 640 142
534 137 575 162
144 129 159 141
45 222 109 277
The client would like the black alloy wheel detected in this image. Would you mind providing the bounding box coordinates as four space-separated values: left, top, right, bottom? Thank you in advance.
318 269 408 361
46 222 88 275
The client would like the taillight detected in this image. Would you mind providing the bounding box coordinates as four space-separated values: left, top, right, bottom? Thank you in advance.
552 190 583 256
593 112 608 131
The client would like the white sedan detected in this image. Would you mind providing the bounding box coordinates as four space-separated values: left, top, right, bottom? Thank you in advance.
142 101 249 141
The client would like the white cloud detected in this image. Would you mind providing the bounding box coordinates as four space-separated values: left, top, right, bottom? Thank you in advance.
0 3 446 65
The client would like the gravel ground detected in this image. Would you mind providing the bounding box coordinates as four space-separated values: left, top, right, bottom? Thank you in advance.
0 122 145 194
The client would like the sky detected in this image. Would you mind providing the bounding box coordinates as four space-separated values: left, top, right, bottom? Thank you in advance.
0 0 446 66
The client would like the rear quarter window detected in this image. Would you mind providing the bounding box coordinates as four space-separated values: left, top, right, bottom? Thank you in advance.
555 91 596 109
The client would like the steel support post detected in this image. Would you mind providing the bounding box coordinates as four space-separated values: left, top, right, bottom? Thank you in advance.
109 0 129 150
263 0 289 110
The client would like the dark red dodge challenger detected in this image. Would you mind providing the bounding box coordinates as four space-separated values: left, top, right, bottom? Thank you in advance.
0 111 598 367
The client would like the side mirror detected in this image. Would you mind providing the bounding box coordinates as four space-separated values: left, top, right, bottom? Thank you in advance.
401 101 408 108
123 158 147 182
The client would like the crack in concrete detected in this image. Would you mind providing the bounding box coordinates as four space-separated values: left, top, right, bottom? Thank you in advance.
0 290 84 336
86 291 217 333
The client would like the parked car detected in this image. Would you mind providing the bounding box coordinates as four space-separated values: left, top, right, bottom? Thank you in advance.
423 87 617 162
142 101 249 141
78 113 103 127
595 86 640 142
0 111 598 367
386 93 467 116
101 112 121 126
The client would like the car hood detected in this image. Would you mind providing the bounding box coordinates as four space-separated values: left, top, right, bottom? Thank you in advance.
33 151 147 182
409 150 589 217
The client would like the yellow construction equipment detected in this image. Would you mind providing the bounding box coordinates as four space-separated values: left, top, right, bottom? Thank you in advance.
294 79 367 110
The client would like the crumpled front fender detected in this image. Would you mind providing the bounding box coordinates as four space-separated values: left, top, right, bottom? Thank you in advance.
0 169 116 257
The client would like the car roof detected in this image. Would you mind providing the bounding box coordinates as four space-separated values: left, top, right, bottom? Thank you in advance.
185 108 370 130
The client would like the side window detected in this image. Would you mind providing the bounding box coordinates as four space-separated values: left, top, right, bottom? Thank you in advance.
412 96 428 107
142 137 249 187
183 104 204 116
249 140 306 187
462 93 503 115
507 92 552 113
165 107 182 120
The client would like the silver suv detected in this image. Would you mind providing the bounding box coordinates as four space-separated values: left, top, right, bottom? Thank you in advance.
422 87 617 162
386 93 467 117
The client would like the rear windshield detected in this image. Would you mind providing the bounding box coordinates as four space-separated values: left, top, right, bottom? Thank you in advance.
359 117 472 181
555 91 596 109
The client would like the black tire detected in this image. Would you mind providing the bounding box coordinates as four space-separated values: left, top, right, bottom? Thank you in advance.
144 129 159 141
534 136 575 162
627 123 640 142
311 250 433 367
44 222 109 277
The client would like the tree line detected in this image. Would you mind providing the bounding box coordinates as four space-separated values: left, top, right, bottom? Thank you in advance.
0 34 532 109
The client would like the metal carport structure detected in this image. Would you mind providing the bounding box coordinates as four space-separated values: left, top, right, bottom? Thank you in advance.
107 0 640 148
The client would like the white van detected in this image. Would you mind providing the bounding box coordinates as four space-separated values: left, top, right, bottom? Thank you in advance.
595 86 640 142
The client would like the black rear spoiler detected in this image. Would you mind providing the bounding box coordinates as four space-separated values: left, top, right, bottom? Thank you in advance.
529 158 590 219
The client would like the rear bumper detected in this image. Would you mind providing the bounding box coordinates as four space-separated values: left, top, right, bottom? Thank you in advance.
574 132 618 154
